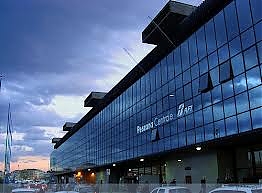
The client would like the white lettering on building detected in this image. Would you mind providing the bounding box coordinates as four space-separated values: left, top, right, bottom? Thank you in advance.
136 103 193 134
177 103 193 118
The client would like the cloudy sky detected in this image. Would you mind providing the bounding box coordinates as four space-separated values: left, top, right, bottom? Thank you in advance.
0 0 203 171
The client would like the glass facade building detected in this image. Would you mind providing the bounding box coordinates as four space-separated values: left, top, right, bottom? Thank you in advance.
51 0 262 184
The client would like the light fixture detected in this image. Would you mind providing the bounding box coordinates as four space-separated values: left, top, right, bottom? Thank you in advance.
196 146 202 151
113 163 116 167
164 163 167 167
140 158 144 162
129 169 132 172
169 94 175 97
88 168 91 171
178 159 182 162
91 172 95 176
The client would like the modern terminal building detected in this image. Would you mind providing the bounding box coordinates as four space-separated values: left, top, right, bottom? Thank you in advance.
50 0 262 185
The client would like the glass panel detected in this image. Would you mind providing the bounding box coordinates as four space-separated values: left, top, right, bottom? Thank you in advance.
215 120 226 138
249 85 262 109
241 27 255 50
236 0 252 32
192 78 199 96
203 106 213 124
244 46 258 70
178 132 186 147
199 57 208 74
183 69 191 85
208 51 218 69
231 53 245 76
196 127 204 143
213 102 224 121
187 129 195 145
181 41 190 71
199 72 213 93
210 66 219 87
191 63 199 80
235 92 249 114
189 33 198 65
246 67 261 89
205 123 214 141
194 110 203 127
205 18 217 54
238 112 252 133
254 21 262 42
250 0 262 24
224 97 236 118
202 91 212 108
224 1 239 40
174 47 182 76
196 27 207 60
225 116 238 136
167 51 174 81
218 44 229 64
251 107 262 129
212 85 222 104
234 74 247 95
219 61 233 83
184 83 192 101
229 36 242 57
214 11 227 47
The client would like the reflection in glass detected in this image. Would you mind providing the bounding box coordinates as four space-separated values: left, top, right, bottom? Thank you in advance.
196 127 204 143
241 27 255 50
238 112 252 133
205 19 217 54
244 46 258 70
214 11 227 47
246 67 261 89
254 21 262 42
224 1 239 41
213 102 224 121
225 116 238 136
234 74 247 94
229 36 242 57
249 86 262 109
251 107 262 129
250 0 262 24
231 53 245 76
235 92 249 114
212 85 222 104
205 123 214 141
224 97 236 118
236 0 252 32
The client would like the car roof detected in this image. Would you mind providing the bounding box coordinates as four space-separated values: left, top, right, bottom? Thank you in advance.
155 186 190 190
210 186 262 192
12 189 36 193
55 191 79 193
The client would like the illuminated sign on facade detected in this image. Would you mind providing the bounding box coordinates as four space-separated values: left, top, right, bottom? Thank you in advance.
137 103 193 134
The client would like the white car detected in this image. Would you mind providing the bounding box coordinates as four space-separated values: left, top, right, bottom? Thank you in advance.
150 186 192 193
12 188 37 193
54 191 79 193
209 185 262 193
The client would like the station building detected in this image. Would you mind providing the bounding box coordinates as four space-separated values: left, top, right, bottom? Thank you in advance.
50 0 262 185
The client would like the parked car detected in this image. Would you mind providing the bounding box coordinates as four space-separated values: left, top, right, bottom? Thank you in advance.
55 192 79 193
209 185 262 193
12 188 37 193
150 186 192 193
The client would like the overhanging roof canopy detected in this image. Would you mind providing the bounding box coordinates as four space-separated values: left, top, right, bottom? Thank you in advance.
142 1 196 45
84 92 107 107
63 122 76 131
